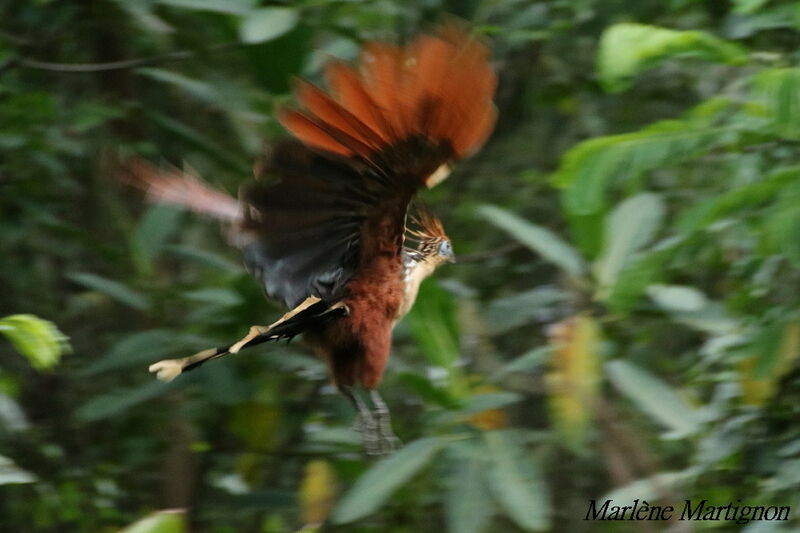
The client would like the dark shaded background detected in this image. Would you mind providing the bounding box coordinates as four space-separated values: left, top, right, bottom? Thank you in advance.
2 0 800 531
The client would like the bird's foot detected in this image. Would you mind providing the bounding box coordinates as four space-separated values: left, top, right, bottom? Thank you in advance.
352 409 399 456
372 403 401 454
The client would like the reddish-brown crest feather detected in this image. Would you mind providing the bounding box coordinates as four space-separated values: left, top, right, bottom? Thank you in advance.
281 23 496 165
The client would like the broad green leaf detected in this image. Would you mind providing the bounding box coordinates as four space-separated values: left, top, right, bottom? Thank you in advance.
484 431 549 531
137 68 218 103
484 287 567 335
130 205 183 275
672 302 739 335
158 0 254 15
166 245 241 272
755 68 800 140
0 314 69 370
676 166 800 234
554 119 735 214
76 381 178 422
733 0 769 13
762 182 800 265
492 346 551 380
0 455 36 485
146 111 249 173
465 391 523 414
605 248 668 313
602 469 696 502
183 288 243 306
80 330 213 375
332 437 446 524
67 272 150 311
119 510 186 533
646 285 709 312
595 193 665 296
606 360 702 438
478 205 585 277
598 23 747 92
407 282 460 368
446 444 493 533
739 322 800 405
239 7 299 44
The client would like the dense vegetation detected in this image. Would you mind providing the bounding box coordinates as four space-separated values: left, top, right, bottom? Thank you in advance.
2 0 800 531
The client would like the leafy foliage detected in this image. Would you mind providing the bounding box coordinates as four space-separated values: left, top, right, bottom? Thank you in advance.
3 1 800 532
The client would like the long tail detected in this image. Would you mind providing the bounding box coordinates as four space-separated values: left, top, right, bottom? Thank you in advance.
123 159 242 223
149 297 347 381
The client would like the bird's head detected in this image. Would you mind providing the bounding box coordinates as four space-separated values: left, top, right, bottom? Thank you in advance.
408 207 455 267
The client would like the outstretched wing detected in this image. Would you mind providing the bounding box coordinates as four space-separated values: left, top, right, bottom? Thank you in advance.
149 296 347 382
242 22 496 308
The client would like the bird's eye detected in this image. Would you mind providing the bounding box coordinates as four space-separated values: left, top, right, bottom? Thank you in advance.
438 241 452 256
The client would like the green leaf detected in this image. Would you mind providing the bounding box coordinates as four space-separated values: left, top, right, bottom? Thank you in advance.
80 330 213 375
458 392 523 418
553 119 735 214
332 437 446 524
492 346 551 380
183 288 243 306
239 7 300 44
67 272 150 311
146 110 250 173
0 314 70 370
137 68 218 103
130 205 183 275
646 285 709 312
595 193 665 296
598 23 747 93
602 469 696 502
755 68 800 140
407 282 460 368
119 510 186 533
165 245 241 272
446 444 493 533
605 360 702 438
478 205 585 276
732 0 769 14
484 431 549 531
0 455 37 485
76 381 178 422
485 287 567 335
605 248 669 313
158 0 254 15
675 166 800 234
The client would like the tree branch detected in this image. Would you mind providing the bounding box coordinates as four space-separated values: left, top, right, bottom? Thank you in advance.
14 41 240 73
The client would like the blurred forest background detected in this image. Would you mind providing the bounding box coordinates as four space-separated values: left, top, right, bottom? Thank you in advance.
2 0 800 531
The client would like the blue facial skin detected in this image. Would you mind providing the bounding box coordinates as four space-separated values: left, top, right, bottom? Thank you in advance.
439 240 455 263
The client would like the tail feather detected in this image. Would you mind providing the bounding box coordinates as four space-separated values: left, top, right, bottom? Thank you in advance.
123 159 242 222
149 297 347 381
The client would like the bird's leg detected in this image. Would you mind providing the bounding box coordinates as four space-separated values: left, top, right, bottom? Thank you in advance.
369 390 401 454
342 386 380 455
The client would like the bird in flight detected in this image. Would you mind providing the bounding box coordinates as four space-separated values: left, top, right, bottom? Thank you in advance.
129 22 497 454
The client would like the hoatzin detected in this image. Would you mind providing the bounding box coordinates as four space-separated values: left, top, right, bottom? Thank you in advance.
130 23 497 454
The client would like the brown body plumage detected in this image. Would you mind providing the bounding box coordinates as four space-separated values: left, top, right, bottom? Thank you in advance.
131 23 496 452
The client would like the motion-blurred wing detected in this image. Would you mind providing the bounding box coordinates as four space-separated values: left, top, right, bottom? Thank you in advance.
243 23 496 308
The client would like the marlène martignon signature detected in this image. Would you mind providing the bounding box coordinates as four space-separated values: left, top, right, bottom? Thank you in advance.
585 499 790 525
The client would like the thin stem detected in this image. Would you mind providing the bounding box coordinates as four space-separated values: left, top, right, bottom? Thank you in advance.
14 41 240 73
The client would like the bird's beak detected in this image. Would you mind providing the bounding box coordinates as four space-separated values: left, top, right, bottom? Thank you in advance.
447 251 456 264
